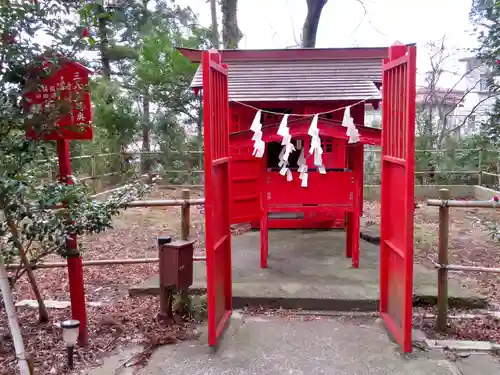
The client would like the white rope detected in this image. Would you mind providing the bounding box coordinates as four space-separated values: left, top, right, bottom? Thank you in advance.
230 97 374 118
240 97 376 187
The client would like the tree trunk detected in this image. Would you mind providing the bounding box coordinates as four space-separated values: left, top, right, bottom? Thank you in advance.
302 0 328 48
210 0 221 48
0 253 31 375
3 212 49 323
139 0 152 177
98 6 111 80
141 92 151 175
221 0 242 49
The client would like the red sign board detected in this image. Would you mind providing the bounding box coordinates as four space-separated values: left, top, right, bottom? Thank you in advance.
24 59 93 141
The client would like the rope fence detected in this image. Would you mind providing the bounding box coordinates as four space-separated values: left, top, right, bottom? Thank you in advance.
6 189 206 271
426 188 500 332
40 148 500 192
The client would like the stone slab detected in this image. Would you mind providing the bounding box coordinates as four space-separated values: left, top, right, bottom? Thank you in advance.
425 339 494 351
131 313 500 375
15 299 106 309
130 230 486 310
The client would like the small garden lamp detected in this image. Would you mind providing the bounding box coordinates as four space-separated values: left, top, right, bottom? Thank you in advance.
61 319 80 369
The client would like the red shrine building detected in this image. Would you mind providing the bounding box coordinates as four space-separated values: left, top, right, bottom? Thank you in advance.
179 46 384 233
179 45 417 353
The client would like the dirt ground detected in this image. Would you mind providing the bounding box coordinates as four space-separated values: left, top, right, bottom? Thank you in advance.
362 198 500 343
0 187 206 375
362 198 500 307
2 189 500 374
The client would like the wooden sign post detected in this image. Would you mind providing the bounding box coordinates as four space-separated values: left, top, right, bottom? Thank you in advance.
24 56 93 346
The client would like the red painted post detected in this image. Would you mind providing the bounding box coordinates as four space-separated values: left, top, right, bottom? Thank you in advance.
345 212 353 258
260 157 269 268
57 139 88 346
345 144 362 267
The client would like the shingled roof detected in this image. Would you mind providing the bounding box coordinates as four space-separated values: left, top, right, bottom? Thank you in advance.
178 47 388 103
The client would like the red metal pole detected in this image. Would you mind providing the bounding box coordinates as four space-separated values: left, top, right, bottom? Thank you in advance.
56 139 88 346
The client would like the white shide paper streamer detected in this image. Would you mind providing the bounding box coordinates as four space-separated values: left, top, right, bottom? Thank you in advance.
342 106 360 144
297 148 308 187
277 114 294 182
250 110 265 157
307 114 326 175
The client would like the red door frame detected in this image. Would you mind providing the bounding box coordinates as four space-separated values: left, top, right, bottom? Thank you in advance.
380 44 417 353
345 143 363 268
201 44 416 352
202 50 232 347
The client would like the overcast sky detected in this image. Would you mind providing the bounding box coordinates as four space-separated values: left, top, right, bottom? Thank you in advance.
176 0 478 89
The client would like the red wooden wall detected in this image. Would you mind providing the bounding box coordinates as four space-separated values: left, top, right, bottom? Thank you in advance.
229 100 366 229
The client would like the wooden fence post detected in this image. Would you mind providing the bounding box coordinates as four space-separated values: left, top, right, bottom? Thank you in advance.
119 152 126 184
478 148 483 186
91 154 97 192
181 189 191 241
179 189 191 313
437 188 450 331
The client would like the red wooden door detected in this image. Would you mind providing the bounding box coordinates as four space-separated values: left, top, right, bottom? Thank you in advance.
380 44 417 353
229 145 261 224
228 111 261 224
202 50 232 347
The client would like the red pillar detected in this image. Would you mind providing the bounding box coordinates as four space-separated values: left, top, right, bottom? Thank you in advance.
346 143 363 268
260 157 269 268
57 139 88 346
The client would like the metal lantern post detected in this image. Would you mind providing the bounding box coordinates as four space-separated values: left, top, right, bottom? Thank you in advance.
57 140 88 346
61 319 80 369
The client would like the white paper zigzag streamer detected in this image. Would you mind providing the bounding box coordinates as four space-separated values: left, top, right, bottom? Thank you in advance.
297 148 308 187
277 114 294 182
250 110 265 157
342 106 360 144
308 114 326 175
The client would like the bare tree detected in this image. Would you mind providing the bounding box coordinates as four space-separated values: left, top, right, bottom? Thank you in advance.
415 36 499 184
301 0 328 48
221 0 242 49
301 0 367 48
417 36 452 147
209 0 221 48
418 36 499 149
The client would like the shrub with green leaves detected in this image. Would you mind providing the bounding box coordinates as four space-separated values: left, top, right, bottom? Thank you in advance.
0 1 154 276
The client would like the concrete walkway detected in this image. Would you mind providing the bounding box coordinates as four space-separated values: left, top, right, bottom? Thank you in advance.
130 230 484 310
129 312 500 375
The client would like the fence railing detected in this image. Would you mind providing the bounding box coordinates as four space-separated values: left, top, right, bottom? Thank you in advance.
426 188 500 331
364 147 500 187
38 150 205 191
39 148 500 191
6 189 206 271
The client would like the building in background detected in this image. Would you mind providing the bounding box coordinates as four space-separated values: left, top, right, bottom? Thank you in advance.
365 56 498 140
456 56 497 136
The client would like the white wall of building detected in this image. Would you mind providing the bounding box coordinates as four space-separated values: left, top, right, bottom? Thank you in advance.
454 57 497 137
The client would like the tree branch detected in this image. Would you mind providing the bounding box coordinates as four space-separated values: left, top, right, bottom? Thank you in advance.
443 92 500 138
1 208 49 322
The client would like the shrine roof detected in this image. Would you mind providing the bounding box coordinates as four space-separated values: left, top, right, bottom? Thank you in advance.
177 46 391 103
